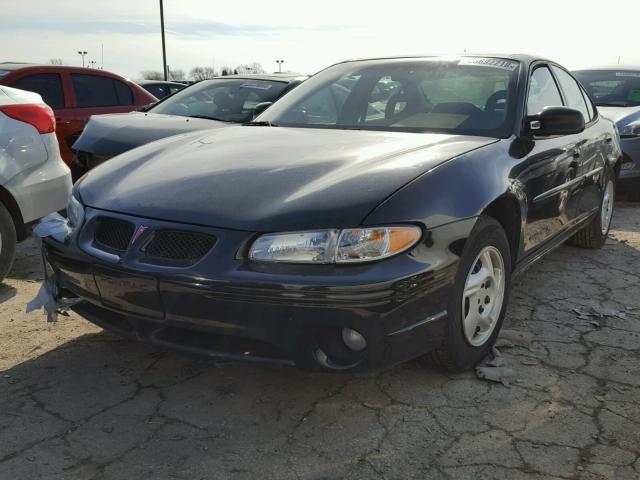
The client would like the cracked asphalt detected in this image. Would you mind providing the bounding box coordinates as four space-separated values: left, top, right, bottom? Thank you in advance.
1 204 639 480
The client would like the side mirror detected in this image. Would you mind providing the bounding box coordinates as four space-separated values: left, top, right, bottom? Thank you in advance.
526 107 585 136
253 102 273 117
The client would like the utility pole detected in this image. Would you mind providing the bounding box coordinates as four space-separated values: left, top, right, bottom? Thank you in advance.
159 0 168 80
77 50 87 67
276 59 284 73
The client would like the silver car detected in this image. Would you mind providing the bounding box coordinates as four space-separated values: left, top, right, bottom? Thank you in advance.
574 67 640 198
0 86 71 281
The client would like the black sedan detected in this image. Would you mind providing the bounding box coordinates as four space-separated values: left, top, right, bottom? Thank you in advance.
45 55 622 372
137 80 186 99
573 67 640 198
71 74 306 180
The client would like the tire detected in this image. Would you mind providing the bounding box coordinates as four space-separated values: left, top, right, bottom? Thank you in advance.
569 173 616 249
430 215 512 372
0 202 17 283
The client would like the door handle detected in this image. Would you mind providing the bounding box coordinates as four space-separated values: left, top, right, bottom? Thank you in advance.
55 118 71 125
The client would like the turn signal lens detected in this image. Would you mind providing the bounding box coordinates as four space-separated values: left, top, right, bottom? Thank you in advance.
336 226 421 263
0 104 56 134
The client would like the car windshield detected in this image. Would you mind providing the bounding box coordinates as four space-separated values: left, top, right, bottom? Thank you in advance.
574 70 640 107
150 78 288 122
256 58 519 137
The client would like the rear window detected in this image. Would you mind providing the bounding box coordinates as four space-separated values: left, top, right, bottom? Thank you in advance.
11 73 65 109
71 74 133 107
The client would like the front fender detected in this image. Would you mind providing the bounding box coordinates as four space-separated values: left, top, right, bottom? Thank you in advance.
364 139 523 230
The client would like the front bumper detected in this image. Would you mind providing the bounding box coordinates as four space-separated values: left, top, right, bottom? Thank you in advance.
43 208 471 372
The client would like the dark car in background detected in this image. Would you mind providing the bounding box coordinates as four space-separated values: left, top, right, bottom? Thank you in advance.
574 67 640 197
0 64 157 164
138 80 186 99
71 74 306 179
44 55 621 373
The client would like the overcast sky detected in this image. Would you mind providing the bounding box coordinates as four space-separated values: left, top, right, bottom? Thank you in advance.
1 0 639 79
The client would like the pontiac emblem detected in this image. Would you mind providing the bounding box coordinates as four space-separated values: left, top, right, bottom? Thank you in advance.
131 225 149 244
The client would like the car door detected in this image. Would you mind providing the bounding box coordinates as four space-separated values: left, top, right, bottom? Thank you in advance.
518 64 586 254
8 71 76 162
550 65 609 218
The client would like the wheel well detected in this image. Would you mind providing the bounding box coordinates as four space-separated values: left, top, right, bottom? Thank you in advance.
483 196 521 269
0 186 26 240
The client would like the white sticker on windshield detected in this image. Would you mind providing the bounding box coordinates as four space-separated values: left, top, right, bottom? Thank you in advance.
240 83 272 90
615 72 640 78
459 58 519 71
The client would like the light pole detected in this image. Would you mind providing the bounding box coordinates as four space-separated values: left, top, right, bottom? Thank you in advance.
88 60 96 68
276 59 284 73
77 51 87 67
159 0 168 80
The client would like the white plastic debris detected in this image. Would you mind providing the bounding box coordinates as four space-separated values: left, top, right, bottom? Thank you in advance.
26 276 81 324
32 213 72 242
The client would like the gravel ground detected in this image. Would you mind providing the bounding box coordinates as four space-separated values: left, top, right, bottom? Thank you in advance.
1 204 639 480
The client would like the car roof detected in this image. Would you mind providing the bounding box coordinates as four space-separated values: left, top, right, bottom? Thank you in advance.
572 66 640 72
138 80 186 86
336 53 554 68
218 73 308 83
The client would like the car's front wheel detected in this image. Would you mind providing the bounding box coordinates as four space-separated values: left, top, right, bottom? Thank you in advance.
430 216 512 371
0 203 17 283
569 174 616 249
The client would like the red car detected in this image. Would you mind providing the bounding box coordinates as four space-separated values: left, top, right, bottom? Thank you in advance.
0 64 157 163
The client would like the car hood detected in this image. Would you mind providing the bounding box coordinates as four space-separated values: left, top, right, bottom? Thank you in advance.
72 112 231 157
598 105 640 125
79 126 497 231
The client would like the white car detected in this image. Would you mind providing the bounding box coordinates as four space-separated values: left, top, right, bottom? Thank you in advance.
0 86 71 281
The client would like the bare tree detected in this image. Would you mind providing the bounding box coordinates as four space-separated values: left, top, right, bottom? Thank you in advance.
167 68 185 81
49 58 64 65
190 66 217 81
140 70 164 80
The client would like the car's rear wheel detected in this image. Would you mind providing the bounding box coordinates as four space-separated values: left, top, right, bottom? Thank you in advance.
429 216 511 371
569 174 615 249
0 203 17 283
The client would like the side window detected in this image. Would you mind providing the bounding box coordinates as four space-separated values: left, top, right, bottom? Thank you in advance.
550 66 590 122
527 67 563 115
114 80 133 105
71 74 132 107
580 85 595 121
363 76 402 123
11 73 65 109
144 84 165 98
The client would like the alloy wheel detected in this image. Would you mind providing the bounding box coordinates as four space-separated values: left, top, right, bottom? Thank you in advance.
462 246 506 347
601 180 614 235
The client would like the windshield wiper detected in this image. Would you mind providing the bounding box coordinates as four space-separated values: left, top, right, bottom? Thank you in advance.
245 120 278 126
187 115 232 122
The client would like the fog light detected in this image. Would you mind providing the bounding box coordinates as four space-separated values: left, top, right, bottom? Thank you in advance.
342 328 367 351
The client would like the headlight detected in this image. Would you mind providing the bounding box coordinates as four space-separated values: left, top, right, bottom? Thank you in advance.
67 194 85 230
248 226 421 264
619 121 640 138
